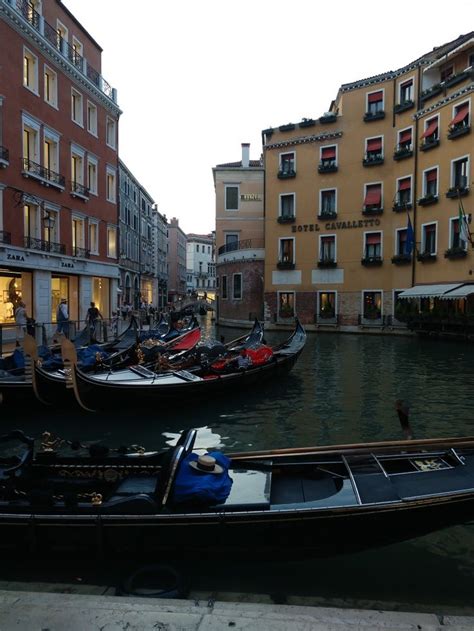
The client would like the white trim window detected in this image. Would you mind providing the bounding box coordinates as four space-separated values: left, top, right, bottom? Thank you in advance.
87 101 98 136
22 114 40 167
420 115 439 145
106 117 116 149
363 231 382 260
106 166 117 203
225 184 239 211
224 233 239 251
319 145 337 170
44 65 57 108
89 220 99 255
421 222 437 256
366 90 384 115
319 189 337 217
449 216 468 251
319 234 336 264
451 155 469 191
449 101 470 134
395 175 412 208
398 77 414 105
362 290 382 320
107 225 117 258
23 202 40 240
279 193 295 220
396 127 413 153
87 156 98 196
71 145 86 195
72 37 83 69
71 88 83 126
278 237 295 265
422 167 439 198
278 291 295 319
43 128 60 181
72 215 85 255
395 227 409 256
23 47 38 94
318 291 337 320
364 136 383 163
278 151 296 177
232 273 242 300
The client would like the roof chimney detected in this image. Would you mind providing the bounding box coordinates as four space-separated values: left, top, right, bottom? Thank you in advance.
241 143 250 168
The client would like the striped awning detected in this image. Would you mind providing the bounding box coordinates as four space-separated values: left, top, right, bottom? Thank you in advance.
439 285 474 300
398 284 463 299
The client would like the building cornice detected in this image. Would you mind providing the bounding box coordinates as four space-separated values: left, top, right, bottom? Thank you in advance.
264 131 343 150
414 83 474 119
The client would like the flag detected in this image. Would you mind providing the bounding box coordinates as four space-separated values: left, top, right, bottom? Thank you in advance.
458 203 470 246
405 213 414 255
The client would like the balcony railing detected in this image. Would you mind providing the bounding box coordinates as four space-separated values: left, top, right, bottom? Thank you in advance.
13 0 115 102
0 146 9 164
363 110 385 122
277 261 295 270
70 181 90 199
22 158 65 188
393 145 413 161
277 215 296 224
361 256 382 266
394 100 415 114
362 206 383 216
362 153 384 167
277 169 296 179
24 236 66 255
72 246 90 258
448 124 471 140
0 231 11 244
420 84 442 103
418 194 438 207
318 162 338 173
317 258 337 268
391 253 412 264
392 201 412 212
420 138 440 151
217 238 265 256
445 247 468 259
319 209 337 219
446 187 469 199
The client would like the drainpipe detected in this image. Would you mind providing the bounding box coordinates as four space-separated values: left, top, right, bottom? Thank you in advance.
411 64 422 288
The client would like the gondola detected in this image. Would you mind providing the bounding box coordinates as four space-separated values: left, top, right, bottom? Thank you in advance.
63 319 304 412
1 428 474 560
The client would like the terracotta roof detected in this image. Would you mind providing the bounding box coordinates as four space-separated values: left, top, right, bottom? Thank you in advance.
215 160 262 168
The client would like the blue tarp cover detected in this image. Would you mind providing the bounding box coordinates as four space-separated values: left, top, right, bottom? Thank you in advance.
173 451 233 505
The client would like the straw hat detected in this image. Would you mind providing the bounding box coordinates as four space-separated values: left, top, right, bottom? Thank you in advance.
61 297 67 302
189 454 223 475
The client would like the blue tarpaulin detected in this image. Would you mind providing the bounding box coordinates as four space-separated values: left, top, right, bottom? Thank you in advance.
173 452 233 505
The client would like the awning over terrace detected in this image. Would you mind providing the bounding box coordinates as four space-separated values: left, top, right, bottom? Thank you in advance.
398 284 463 299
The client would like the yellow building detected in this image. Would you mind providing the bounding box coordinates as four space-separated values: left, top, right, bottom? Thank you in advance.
264 33 473 330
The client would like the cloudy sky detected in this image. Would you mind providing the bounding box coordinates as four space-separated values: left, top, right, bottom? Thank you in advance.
64 0 472 234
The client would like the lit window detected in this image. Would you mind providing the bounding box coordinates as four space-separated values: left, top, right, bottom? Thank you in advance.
106 117 116 149
278 292 295 319
87 101 98 136
319 235 336 262
279 238 294 264
89 222 99 255
71 89 83 126
23 48 38 93
44 66 57 107
106 167 116 203
87 158 98 195
107 226 117 258
363 291 382 320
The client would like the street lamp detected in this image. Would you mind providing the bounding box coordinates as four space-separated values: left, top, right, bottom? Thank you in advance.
42 210 55 252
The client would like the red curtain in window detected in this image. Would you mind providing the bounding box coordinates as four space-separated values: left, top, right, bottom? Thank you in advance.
421 119 438 138
454 220 460 234
321 147 336 159
366 233 381 244
367 138 382 151
364 186 381 205
450 105 469 126
426 170 437 182
321 236 334 244
368 91 383 103
398 178 411 191
425 224 435 233
399 130 412 143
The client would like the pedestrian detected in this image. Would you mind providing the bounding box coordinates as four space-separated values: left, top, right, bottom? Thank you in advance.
14 301 27 346
86 301 102 341
55 298 69 340
111 311 119 338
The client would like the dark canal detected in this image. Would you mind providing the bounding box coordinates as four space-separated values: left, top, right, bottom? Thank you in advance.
2 314 474 613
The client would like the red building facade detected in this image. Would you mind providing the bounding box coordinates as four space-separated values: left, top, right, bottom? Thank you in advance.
0 0 120 333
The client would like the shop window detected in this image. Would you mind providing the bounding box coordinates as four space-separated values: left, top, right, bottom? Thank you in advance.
363 291 382 320
318 292 336 320
279 292 295 319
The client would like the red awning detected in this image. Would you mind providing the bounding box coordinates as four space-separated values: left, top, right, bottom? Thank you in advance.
450 105 469 126
399 129 412 143
368 91 383 103
421 119 438 138
364 186 381 205
426 170 437 182
321 147 336 159
366 233 381 245
398 178 411 191
367 138 382 151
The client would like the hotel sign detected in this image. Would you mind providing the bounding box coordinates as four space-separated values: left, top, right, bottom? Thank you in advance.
241 194 262 201
292 218 381 232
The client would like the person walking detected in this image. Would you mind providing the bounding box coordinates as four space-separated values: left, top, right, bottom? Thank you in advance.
86 302 102 341
14 301 27 346
55 298 69 340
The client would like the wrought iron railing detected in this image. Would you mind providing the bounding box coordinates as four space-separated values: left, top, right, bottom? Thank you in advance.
217 238 265 255
0 231 11 244
70 181 89 198
24 236 66 254
13 0 115 101
22 158 65 187
72 246 90 258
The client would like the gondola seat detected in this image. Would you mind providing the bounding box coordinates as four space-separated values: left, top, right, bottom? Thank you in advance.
100 493 158 514
112 475 159 496
212 468 271 512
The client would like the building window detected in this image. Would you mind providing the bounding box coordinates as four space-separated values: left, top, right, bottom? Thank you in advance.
106 117 116 149
319 235 336 262
22 117 40 165
72 216 85 254
396 228 408 255
449 103 470 134
397 128 412 151
364 232 382 259
221 275 227 299
225 185 239 211
423 168 438 197
23 203 39 239
279 193 295 220
89 221 99 255
440 65 454 82
399 79 413 104
71 148 85 194
43 130 59 178
421 116 439 145
396 177 412 207
23 48 38 93
449 217 467 251
107 226 117 258
320 145 337 169
421 223 437 255
318 292 336 320
72 37 83 69
71 88 83 126
451 157 469 191
44 65 57 107
225 233 239 251
363 291 382 320
106 167 116 203
56 21 68 51
367 90 384 114
279 238 294 264
87 101 98 136
320 189 336 217
278 292 295 319
279 152 295 176
365 136 383 162
233 273 242 300
363 183 382 211
87 158 98 195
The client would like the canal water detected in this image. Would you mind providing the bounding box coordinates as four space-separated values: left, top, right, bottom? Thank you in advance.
2 314 474 613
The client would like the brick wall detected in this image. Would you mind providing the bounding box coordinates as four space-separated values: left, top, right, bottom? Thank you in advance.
218 260 264 321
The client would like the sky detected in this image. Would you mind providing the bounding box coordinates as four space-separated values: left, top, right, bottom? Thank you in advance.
63 0 473 235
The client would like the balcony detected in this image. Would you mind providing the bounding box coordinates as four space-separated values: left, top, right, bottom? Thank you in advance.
391 253 412 265
362 206 383 216
72 246 90 258
277 169 296 179
70 181 89 200
318 162 338 174
362 153 384 167
420 84 442 104
448 124 471 140
277 261 295 270
446 187 469 199
361 256 382 266
277 215 296 224
319 209 337 219
394 100 415 114
393 146 413 161
217 238 265 256
0 146 9 167
0 230 11 244
319 114 337 124
443 71 471 89
392 202 412 213
417 251 437 262
279 123 296 132
317 258 337 268
420 137 439 152
299 118 316 128
24 236 66 255
445 247 468 260
418 194 438 207
364 111 385 122
22 158 65 189
11 0 116 102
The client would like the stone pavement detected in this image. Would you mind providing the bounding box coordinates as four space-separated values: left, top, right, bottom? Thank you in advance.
0 590 473 631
